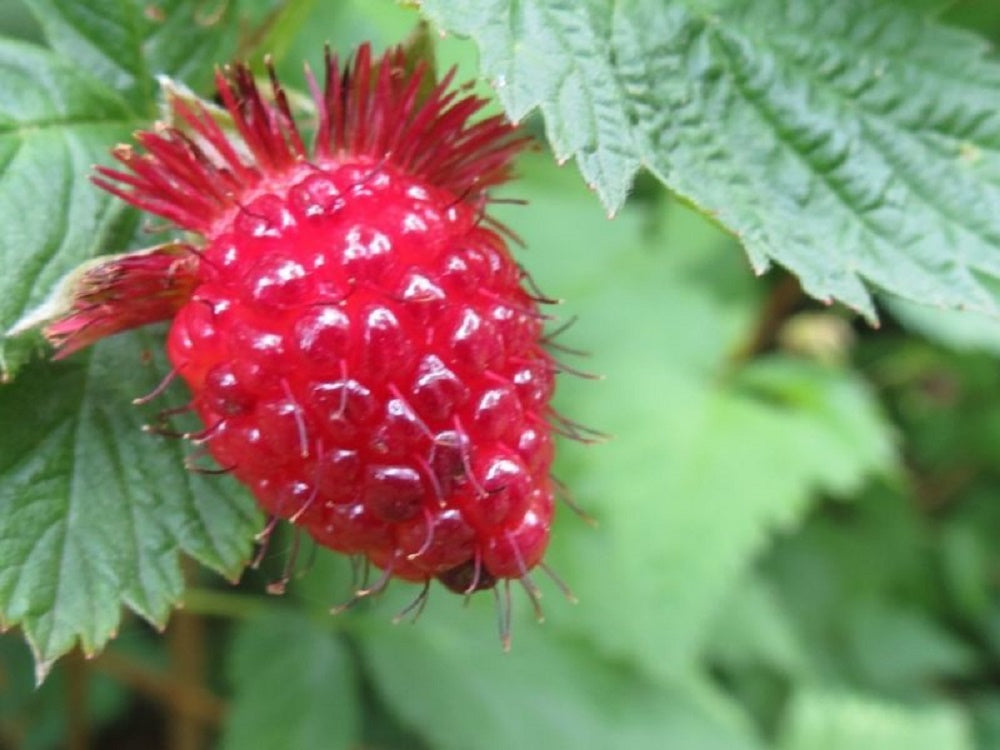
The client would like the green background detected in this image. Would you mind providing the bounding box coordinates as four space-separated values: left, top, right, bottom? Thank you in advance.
3 1 1000 748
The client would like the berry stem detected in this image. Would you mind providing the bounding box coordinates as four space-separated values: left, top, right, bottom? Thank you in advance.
180 587 274 620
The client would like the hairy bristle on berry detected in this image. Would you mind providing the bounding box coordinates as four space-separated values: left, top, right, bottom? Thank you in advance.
92 45 529 235
59 42 565 614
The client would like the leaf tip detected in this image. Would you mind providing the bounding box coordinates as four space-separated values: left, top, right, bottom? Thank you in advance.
25 636 56 686
34 658 54 687
225 570 245 585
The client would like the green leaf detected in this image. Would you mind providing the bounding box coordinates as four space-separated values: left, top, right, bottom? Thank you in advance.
220 611 360 750
845 602 977 695
141 0 238 93
732 357 899 497
548 361 893 684
357 596 761 750
420 0 1000 319
0 330 259 677
762 484 974 694
0 39 139 379
25 0 237 109
939 522 994 622
777 690 974 750
883 294 1000 355
907 0 965 14
489 154 895 685
25 0 151 108
0 2 238 378
242 0 321 69
706 572 810 677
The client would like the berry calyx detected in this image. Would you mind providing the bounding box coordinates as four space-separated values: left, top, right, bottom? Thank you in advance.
47 43 565 612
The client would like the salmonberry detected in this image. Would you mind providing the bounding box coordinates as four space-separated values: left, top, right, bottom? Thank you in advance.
44 43 568 619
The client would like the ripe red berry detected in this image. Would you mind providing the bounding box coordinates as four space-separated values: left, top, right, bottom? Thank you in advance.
46 44 562 606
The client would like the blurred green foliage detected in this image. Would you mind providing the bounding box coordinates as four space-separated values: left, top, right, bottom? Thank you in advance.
3 1 1000 749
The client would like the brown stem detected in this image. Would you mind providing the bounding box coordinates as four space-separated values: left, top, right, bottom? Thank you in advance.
65 648 89 750
730 272 805 363
168 560 210 750
92 650 226 727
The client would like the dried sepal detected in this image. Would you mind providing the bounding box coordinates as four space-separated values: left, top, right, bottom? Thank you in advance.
9 242 201 358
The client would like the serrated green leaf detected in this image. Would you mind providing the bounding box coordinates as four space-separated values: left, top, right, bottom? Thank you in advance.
357 596 761 750
777 690 973 750
421 0 1000 319
0 39 139 379
0 330 259 674
706 572 810 677
26 0 237 109
0 1 238 379
220 611 360 750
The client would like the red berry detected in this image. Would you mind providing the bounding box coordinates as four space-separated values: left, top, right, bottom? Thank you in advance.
49 44 562 598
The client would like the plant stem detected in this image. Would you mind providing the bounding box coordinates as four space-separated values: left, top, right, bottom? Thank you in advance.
65 648 89 750
168 596 207 750
93 651 226 727
729 273 804 364
180 587 273 620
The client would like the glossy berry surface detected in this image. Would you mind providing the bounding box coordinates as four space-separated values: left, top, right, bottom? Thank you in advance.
170 160 555 584
52 44 560 595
